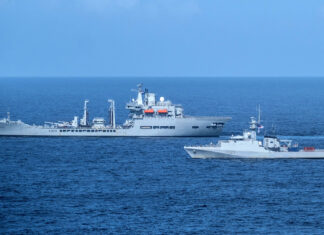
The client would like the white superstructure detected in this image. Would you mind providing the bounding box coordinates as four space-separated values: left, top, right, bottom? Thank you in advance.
184 111 324 159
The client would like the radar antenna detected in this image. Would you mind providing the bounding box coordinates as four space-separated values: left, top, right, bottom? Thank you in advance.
249 117 257 131
137 83 143 92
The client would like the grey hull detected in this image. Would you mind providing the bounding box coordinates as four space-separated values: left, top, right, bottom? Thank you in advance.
0 116 229 137
184 146 324 159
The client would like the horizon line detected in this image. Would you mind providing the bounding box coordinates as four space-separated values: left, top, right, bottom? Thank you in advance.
0 76 324 79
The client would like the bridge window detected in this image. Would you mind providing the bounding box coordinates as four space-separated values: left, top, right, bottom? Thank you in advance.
192 126 199 129
160 126 169 129
170 126 175 129
153 126 159 129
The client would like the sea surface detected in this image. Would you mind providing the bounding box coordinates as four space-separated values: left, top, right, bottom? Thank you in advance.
1 77 324 234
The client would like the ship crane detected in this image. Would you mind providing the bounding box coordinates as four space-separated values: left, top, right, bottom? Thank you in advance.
108 99 116 129
80 100 89 127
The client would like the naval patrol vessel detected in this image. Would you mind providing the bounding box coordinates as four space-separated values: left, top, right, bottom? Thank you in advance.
184 111 324 159
0 84 231 137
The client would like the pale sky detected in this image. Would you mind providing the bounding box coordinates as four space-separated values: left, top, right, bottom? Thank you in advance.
0 0 324 77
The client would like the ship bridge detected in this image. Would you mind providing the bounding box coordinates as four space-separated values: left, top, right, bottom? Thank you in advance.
126 84 183 119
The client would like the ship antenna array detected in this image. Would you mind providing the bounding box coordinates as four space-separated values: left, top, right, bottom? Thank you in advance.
137 83 143 92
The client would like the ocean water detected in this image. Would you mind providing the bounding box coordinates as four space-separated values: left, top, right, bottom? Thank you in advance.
1 77 324 233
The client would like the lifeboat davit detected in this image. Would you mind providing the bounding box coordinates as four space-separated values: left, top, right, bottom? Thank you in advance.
144 109 154 114
158 109 168 114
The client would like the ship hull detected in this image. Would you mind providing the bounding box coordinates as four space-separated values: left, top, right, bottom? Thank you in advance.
184 146 324 159
0 117 229 137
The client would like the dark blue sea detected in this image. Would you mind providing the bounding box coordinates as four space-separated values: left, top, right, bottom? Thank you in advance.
1 77 324 234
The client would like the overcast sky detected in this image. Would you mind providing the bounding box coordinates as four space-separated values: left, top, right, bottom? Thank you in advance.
0 0 324 77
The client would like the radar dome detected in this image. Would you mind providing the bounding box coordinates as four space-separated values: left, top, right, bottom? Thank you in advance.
160 97 165 102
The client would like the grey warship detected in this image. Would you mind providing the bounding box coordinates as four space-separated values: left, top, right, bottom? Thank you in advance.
185 110 324 159
0 84 231 137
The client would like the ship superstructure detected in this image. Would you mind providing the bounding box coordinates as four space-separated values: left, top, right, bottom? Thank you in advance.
184 110 324 159
0 84 231 137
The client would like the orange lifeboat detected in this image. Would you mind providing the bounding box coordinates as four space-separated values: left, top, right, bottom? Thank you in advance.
144 109 154 114
158 109 168 114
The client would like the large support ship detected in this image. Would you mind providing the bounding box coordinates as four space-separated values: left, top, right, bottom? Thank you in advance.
0 84 231 137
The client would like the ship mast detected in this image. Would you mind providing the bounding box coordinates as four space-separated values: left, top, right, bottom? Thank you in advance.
108 99 116 129
249 117 257 140
80 100 89 126
136 83 143 106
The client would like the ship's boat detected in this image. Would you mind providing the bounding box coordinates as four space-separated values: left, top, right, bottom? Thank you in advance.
144 109 154 114
157 109 168 114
